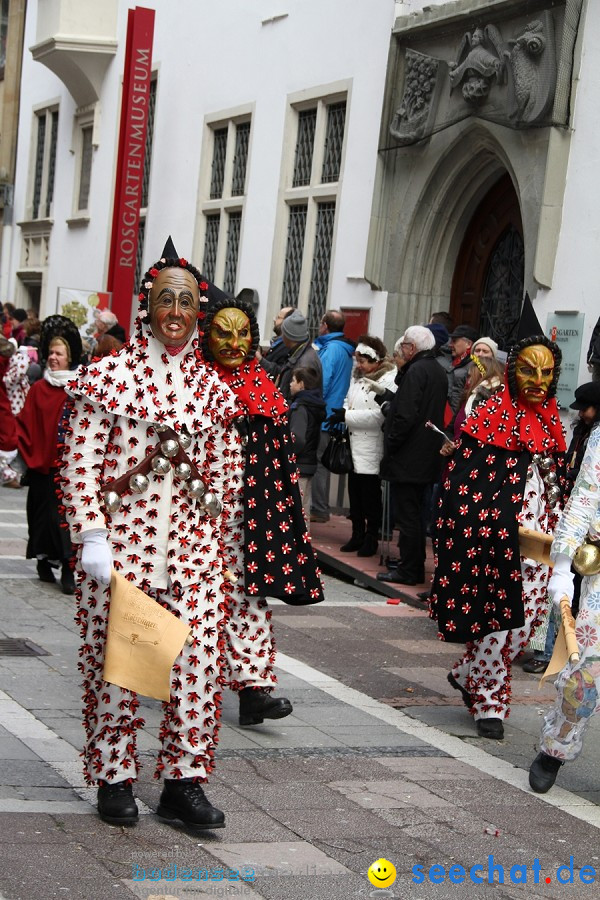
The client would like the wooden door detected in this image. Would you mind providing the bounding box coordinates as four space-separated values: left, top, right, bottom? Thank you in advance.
450 173 524 349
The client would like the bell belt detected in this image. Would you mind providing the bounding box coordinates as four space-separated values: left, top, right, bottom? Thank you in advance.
102 426 204 497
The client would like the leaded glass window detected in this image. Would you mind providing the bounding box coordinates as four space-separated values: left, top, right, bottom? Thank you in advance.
202 214 220 282
321 102 346 183
134 217 145 292
141 79 157 209
307 201 336 336
223 212 242 294
32 115 46 219
292 109 316 187
77 126 93 211
32 108 59 220
232 122 250 196
45 111 59 217
210 128 228 199
479 226 525 350
282 205 308 307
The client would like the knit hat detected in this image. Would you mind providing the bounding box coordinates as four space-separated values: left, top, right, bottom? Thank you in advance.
472 336 499 358
426 323 449 349
281 309 309 343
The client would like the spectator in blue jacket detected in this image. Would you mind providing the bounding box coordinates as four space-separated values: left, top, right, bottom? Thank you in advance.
310 310 355 523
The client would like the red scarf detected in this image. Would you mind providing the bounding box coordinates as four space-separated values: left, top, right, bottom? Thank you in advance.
210 358 288 418
461 378 565 454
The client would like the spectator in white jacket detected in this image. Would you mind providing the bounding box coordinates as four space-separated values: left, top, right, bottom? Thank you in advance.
327 335 396 557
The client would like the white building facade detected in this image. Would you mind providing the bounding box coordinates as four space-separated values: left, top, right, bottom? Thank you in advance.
5 0 599 391
8 0 397 344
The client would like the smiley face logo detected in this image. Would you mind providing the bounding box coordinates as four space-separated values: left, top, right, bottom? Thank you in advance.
367 858 396 888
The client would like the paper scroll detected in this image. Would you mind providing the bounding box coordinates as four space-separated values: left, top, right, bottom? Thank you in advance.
103 571 191 701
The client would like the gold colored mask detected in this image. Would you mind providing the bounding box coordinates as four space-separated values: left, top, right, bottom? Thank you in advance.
208 308 252 369
515 344 554 405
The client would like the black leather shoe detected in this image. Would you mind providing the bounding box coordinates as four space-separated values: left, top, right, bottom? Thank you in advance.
239 687 293 726
340 534 365 552
522 658 548 674
37 558 56 584
529 752 563 793
61 562 75 595
356 535 379 557
97 781 138 825
447 672 472 709
376 570 418 585
157 779 225 829
476 717 504 740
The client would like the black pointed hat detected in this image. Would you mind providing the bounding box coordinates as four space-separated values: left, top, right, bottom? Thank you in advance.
161 235 179 260
157 235 232 305
516 292 544 341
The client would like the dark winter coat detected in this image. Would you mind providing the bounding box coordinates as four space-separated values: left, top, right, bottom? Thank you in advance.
263 336 290 366
447 352 472 413
262 340 322 401
289 389 327 476
380 350 448 484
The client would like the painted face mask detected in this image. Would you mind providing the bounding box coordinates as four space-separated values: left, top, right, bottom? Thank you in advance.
208 307 252 368
514 344 554 405
149 268 199 347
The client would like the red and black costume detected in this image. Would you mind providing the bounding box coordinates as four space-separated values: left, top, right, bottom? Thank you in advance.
429 336 566 725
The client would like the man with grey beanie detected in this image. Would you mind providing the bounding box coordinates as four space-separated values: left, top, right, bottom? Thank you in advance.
261 309 322 401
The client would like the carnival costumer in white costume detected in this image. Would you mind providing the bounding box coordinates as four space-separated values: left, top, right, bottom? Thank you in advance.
529 419 600 793
61 250 240 829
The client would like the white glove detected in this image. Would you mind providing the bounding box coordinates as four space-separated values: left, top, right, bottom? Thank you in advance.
81 529 113 585
547 553 575 611
363 377 386 395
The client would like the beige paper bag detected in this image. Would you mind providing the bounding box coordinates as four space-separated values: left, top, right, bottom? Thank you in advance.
103 571 191 701
540 597 580 686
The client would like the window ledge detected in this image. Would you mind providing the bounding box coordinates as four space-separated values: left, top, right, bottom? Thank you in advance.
17 218 54 233
66 215 90 229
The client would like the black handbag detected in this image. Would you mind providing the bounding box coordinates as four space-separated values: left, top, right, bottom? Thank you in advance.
321 425 354 474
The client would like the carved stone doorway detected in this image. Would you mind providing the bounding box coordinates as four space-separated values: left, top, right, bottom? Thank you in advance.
450 172 524 349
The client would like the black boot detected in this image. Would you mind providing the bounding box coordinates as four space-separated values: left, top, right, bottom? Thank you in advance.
340 531 365 552
157 778 225 830
356 534 379 557
239 687 293 726
476 717 504 740
529 752 563 793
61 562 75 595
447 672 472 709
97 781 138 825
37 558 56 584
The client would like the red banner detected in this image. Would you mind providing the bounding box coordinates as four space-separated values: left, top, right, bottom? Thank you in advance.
106 6 155 327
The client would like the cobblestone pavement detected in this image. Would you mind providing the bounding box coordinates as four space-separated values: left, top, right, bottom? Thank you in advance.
0 487 599 899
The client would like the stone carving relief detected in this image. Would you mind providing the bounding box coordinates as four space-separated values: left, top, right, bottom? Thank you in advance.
388 10 557 146
449 25 506 104
508 20 552 122
389 50 444 146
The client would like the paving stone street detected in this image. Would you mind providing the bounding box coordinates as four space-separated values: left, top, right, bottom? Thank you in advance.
0 487 599 900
